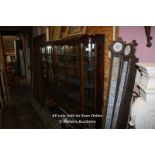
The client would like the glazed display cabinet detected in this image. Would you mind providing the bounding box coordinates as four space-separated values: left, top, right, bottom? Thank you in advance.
38 34 105 128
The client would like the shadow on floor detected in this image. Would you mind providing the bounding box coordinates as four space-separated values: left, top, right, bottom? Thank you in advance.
2 102 45 129
1 79 53 129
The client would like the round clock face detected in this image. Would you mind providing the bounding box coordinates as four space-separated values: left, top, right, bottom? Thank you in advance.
113 42 123 52
124 45 131 56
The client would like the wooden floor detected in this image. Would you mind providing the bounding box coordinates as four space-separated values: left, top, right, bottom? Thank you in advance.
1 80 51 129
2 102 45 129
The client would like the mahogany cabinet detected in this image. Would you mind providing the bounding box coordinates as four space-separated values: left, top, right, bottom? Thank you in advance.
39 34 105 128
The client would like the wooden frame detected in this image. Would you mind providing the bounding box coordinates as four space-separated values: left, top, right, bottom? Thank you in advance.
53 27 61 40
0 35 5 65
49 26 61 41
62 26 87 37
0 35 9 108
48 26 87 40
60 26 67 38
0 64 9 108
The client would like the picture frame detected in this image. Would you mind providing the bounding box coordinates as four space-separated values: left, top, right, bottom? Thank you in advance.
60 26 67 38
49 26 61 41
62 26 87 37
